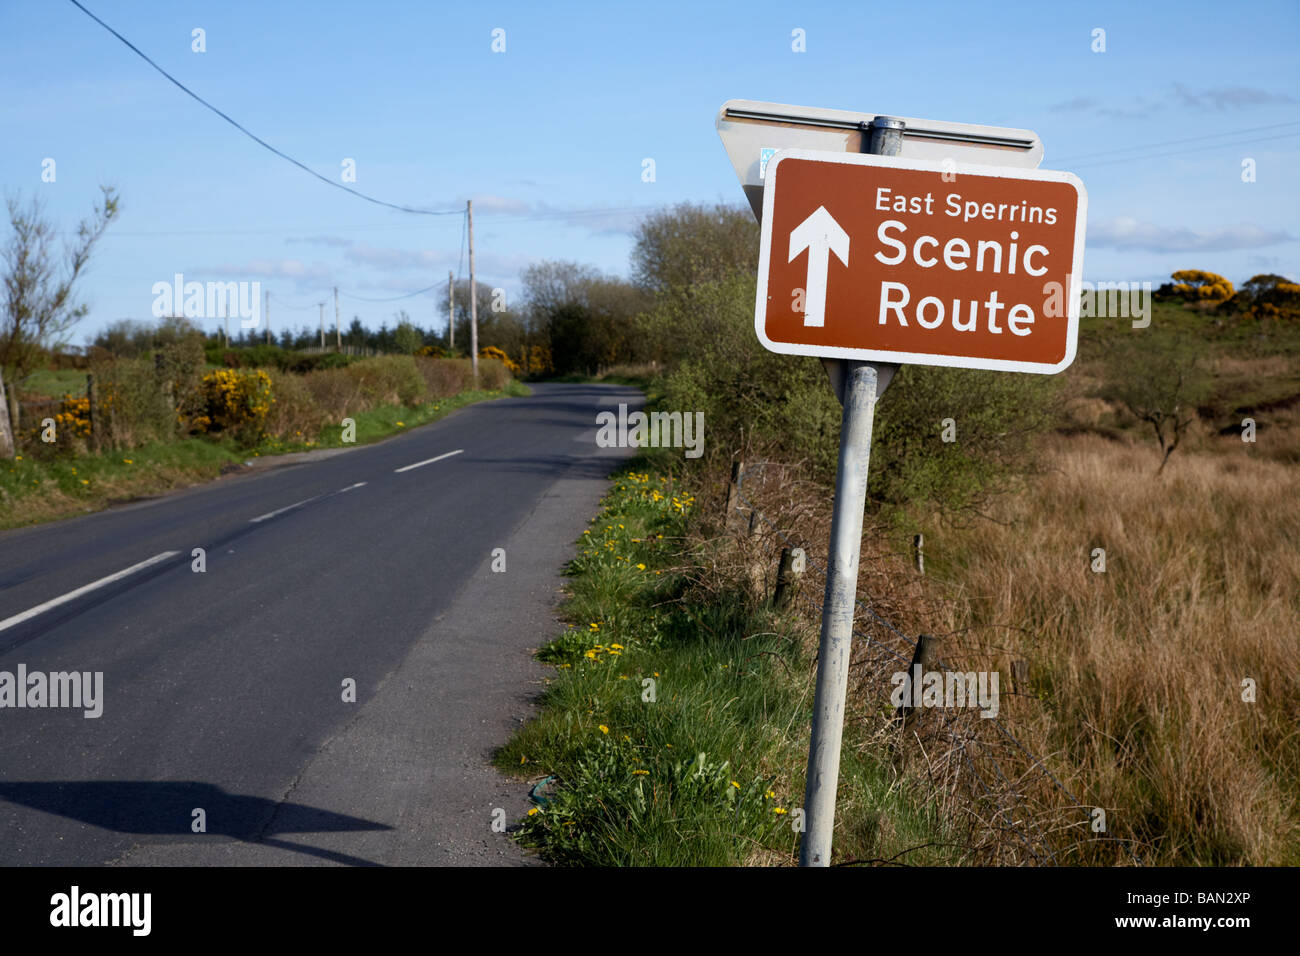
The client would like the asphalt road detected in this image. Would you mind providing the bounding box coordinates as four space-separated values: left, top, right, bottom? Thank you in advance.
0 382 641 866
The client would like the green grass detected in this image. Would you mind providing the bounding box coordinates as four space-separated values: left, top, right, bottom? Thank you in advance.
0 437 242 529
496 458 962 866
0 380 531 529
19 368 90 399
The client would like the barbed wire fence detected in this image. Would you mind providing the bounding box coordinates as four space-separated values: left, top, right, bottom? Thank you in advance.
729 459 1147 866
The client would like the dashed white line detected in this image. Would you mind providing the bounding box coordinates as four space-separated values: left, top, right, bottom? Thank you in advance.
249 495 320 523
394 449 464 473
338 482 367 492
0 551 182 633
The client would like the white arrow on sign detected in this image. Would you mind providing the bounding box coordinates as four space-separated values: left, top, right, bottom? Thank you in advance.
788 206 849 328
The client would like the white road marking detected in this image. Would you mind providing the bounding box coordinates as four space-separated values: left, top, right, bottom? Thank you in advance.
249 495 320 523
0 551 182 633
394 449 463 473
338 482 367 492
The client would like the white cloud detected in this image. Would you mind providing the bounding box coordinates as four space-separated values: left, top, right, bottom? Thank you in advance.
1089 217 1294 253
1173 84 1298 111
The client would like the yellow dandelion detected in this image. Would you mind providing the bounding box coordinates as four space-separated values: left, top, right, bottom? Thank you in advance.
598 724 609 734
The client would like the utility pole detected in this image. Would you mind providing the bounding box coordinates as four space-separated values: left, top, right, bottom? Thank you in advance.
318 302 325 350
468 200 478 384
448 269 455 352
334 286 341 352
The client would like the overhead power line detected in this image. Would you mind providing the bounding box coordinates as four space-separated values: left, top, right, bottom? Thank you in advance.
1053 120 1300 164
66 0 464 217
339 284 441 303
267 293 321 311
1063 131 1300 170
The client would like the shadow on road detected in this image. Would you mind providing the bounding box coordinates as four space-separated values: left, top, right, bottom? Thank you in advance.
0 780 392 867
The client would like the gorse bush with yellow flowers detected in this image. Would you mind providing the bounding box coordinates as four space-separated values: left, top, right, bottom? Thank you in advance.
54 395 94 439
188 368 273 438
478 345 521 377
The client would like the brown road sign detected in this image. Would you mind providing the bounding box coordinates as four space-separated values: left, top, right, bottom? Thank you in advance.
756 149 1087 374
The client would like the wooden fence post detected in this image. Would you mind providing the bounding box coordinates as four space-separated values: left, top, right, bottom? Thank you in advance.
895 633 939 730
1011 660 1030 694
86 373 97 453
724 460 743 532
772 546 802 610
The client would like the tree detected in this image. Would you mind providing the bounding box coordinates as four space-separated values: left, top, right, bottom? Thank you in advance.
439 278 521 355
393 311 422 354
1241 273 1292 301
1240 273 1300 319
1169 269 1234 303
1 186 120 451
630 201 758 293
1101 335 1212 473
520 261 647 375
344 316 366 350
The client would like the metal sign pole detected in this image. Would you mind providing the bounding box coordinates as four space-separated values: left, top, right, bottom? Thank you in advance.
799 116 904 867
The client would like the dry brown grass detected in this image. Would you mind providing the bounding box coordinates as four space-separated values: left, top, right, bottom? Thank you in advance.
931 433 1300 865
692 427 1299 865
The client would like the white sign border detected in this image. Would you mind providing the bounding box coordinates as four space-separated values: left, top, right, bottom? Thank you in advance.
755 148 1088 375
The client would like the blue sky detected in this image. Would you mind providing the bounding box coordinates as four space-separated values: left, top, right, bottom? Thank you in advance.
2 0 1297 342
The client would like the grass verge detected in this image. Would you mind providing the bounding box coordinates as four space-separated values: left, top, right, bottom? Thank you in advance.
496 457 962 866
0 381 529 530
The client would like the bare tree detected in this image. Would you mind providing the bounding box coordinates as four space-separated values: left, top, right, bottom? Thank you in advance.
1 186 120 454
1102 335 1212 474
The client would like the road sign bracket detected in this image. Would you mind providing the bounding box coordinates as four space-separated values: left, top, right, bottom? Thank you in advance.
822 356 896 404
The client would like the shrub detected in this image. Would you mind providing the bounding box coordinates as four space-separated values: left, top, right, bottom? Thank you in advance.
479 345 520 376
652 274 845 478
188 368 273 440
54 394 92 441
649 272 1057 513
344 355 426 407
475 357 510 391
415 357 475 398
869 364 1057 512
263 368 326 438
300 367 358 422
87 355 182 449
